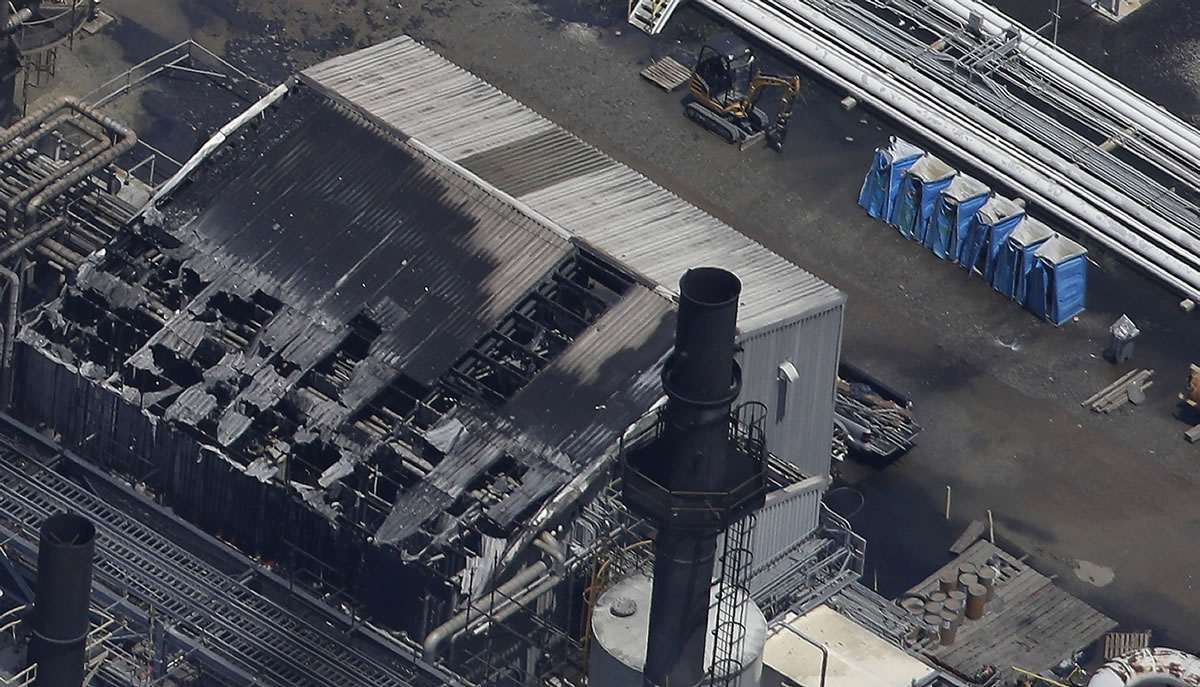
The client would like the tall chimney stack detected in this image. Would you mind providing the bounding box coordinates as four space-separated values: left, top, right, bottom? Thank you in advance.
28 513 96 687
621 267 767 687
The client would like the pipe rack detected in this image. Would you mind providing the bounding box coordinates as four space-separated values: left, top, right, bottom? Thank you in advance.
687 0 1200 300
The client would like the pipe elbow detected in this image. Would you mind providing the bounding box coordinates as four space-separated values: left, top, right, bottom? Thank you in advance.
421 627 451 663
535 532 567 577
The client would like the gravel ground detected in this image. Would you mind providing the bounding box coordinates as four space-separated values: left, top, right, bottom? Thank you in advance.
31 0 1200 655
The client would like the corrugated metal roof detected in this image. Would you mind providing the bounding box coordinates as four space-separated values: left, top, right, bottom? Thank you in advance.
181 96 572 384
506 286 675 453
302 35 843 334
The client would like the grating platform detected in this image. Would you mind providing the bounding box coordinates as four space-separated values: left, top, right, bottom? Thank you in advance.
640 56 692 91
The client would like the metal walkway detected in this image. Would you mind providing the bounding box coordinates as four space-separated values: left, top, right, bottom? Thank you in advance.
0 437 449 687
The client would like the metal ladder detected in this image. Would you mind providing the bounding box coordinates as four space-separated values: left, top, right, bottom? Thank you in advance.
626 0 683 34
709 514 756 687
0 448 427 687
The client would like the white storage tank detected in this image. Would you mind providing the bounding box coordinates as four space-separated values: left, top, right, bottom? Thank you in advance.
589 573 767 687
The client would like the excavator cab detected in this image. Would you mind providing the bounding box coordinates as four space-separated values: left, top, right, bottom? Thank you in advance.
685 34 802 151
692 35 757 108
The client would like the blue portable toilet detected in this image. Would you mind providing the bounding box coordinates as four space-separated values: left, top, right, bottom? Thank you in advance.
959 195 1025 279
992 217 1055 301
925 173 990 260
890 155 956 241
1027 235 1088 325
858 137 925 221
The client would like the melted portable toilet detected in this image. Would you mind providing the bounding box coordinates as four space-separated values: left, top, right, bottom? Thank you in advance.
925 173 990 260
958 195 1025 279
992 217 1054 301
858 137 925 221
890 155 956 242
1026 234 1088 325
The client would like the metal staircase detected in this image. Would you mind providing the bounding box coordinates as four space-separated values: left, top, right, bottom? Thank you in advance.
626 0 682 35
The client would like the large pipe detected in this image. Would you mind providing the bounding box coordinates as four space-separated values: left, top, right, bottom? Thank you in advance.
6 136 112 229
422 560 550 661
24 119 135 229
138 82 289 219
0 216 68 409
0 97 75 150
0 265 17 411
641 267 743 687
1088 647 1200 687
28 513 97 687
758 0 1200 269
692 0 1200 299
928 0 1200 168
2 7 33 34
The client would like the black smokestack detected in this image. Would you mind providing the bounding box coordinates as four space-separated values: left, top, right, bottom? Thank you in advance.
28 513 96 687
621 267 766 687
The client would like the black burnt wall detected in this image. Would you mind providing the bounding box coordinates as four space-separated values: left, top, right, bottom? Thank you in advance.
13 343 383 611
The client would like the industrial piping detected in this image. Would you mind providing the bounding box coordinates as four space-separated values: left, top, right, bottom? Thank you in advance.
27 513 97 687
762 0 1200 268
1087 647 1200 687
22 113 136 230
926 0 1200 166
0 95 136 229
422 531 568 661
691 0 1200 300
4 136 112 229
0 216 67 409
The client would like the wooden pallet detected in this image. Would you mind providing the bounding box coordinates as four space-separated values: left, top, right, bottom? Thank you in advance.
640 57 692 91
1103 631 1151 659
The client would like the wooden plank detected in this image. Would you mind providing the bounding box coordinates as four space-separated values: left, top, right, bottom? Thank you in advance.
950 519 986 554
639 57 693 92
1104 631 1152 659
1186 424 1200 443
1081 368 1140 406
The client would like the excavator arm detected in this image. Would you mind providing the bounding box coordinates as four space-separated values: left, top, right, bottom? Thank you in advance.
743 73 802 151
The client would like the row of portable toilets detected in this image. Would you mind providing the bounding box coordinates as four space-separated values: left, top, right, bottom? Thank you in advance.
858 138 1088 325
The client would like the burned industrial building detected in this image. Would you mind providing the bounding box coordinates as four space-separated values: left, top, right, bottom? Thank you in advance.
10 32 851 656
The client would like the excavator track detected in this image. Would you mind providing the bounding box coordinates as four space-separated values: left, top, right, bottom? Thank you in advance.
685 101 745 144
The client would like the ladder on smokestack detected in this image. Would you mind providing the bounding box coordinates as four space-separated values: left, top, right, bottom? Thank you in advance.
626 0 682 34
710 513 755 687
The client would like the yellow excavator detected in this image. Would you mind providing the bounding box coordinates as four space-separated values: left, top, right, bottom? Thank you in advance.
684 35 802 152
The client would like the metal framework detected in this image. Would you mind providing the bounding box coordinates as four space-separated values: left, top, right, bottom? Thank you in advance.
0 417 462 687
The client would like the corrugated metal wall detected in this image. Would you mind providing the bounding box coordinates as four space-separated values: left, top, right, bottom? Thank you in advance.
14 344 370 595
748 476 826 575
737 301 844 479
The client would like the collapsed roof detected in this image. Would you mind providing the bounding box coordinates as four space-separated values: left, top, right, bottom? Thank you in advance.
18 86 676 574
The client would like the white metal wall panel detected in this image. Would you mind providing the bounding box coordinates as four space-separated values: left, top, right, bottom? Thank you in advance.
738 303 845 477
749 476 827 573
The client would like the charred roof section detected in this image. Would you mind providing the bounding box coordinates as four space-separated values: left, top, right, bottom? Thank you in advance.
18 85 676 568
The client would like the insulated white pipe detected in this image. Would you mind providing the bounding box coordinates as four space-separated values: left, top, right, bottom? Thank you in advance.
764 0 1200 268
694 0 1200 299
927 0 1200 168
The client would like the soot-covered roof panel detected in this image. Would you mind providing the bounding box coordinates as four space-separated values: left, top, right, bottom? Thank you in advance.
178 98 573 384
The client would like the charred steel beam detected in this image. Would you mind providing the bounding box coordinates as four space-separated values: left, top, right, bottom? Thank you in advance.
620 267 767 687
28 513 97 687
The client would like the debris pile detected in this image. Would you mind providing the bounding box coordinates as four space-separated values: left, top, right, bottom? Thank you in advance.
1082 369 1154 413
835 377 921 454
